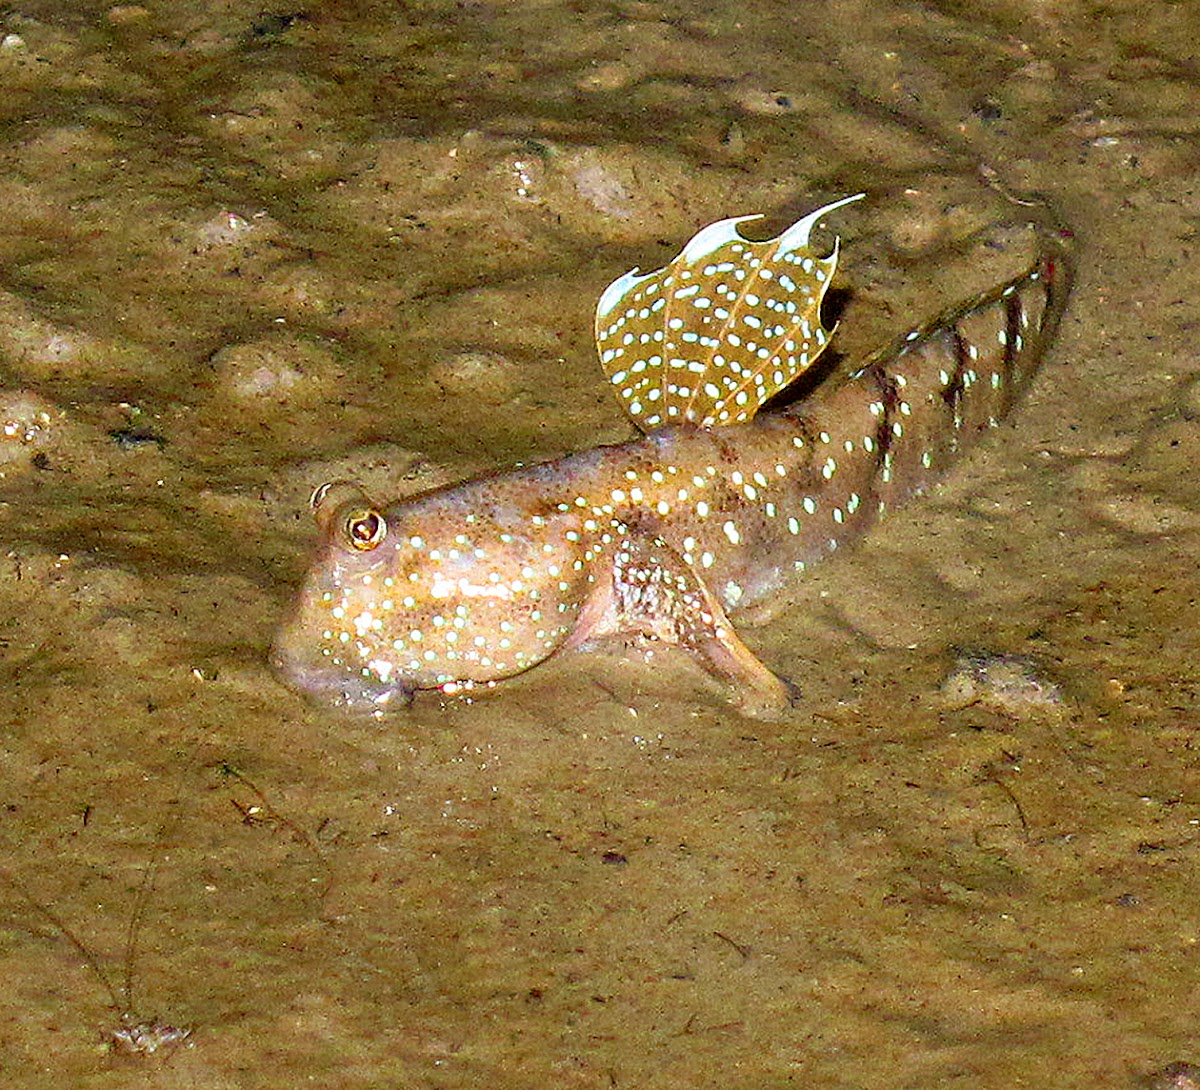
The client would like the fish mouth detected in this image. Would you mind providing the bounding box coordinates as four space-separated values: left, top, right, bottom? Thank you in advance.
271 632 413 714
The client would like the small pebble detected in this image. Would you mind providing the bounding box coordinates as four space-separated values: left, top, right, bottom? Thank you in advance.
105 6 150 24
940 651 1065 714
576 61 637 93
569 150 635 220
428 349 520 399
0 391 119 480
1145 1062 1200 1090
209 332 347 408
729 86 801 114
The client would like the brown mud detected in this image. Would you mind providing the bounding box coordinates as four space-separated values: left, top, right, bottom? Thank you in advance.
1 1 1198 1087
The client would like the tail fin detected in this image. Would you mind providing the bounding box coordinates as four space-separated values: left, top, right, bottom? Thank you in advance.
850 227 1075 509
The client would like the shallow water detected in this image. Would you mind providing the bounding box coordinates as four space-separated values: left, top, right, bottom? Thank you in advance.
1 0 1199 1086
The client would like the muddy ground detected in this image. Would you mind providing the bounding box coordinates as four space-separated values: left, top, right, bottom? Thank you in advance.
0 1 1198 1087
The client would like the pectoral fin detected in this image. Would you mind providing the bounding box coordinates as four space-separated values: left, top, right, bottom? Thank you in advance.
566 529 794 717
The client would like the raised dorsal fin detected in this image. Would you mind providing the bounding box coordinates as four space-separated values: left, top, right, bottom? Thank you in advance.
595 193 863 431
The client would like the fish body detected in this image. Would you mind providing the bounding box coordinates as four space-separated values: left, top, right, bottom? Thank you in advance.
274 197 1073 715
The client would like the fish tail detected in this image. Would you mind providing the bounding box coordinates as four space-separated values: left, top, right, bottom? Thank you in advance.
851 228 1075 509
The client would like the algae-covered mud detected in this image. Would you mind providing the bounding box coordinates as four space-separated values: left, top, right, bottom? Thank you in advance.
1 1 1198 1087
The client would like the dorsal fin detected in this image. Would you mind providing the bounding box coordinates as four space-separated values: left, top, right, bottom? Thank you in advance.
595 193 863 431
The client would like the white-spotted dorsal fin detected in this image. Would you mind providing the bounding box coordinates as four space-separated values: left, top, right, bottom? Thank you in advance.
595 193 864 431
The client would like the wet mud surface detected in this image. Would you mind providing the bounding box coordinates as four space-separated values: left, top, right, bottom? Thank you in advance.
1 1 1199 1086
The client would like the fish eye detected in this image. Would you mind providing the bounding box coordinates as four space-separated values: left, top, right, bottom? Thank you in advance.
343 508 387 551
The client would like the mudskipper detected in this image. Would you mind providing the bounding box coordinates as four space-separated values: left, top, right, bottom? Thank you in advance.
275 195 1073 716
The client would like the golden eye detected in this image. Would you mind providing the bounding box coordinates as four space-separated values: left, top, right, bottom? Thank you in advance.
344 508 386 551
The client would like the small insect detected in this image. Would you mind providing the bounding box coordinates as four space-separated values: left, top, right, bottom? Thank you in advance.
275 195 1074 715
1 864 192 1057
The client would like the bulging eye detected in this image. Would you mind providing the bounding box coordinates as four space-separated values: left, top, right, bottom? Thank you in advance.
343 508 387 551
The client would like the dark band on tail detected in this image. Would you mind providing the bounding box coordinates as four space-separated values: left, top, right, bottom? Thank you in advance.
850 232 1075 509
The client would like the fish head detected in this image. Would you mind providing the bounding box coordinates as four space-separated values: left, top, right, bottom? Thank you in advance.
272 481 417 710
273 478 590 710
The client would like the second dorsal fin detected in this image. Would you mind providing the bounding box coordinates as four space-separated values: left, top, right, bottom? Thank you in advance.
594 193 863 431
